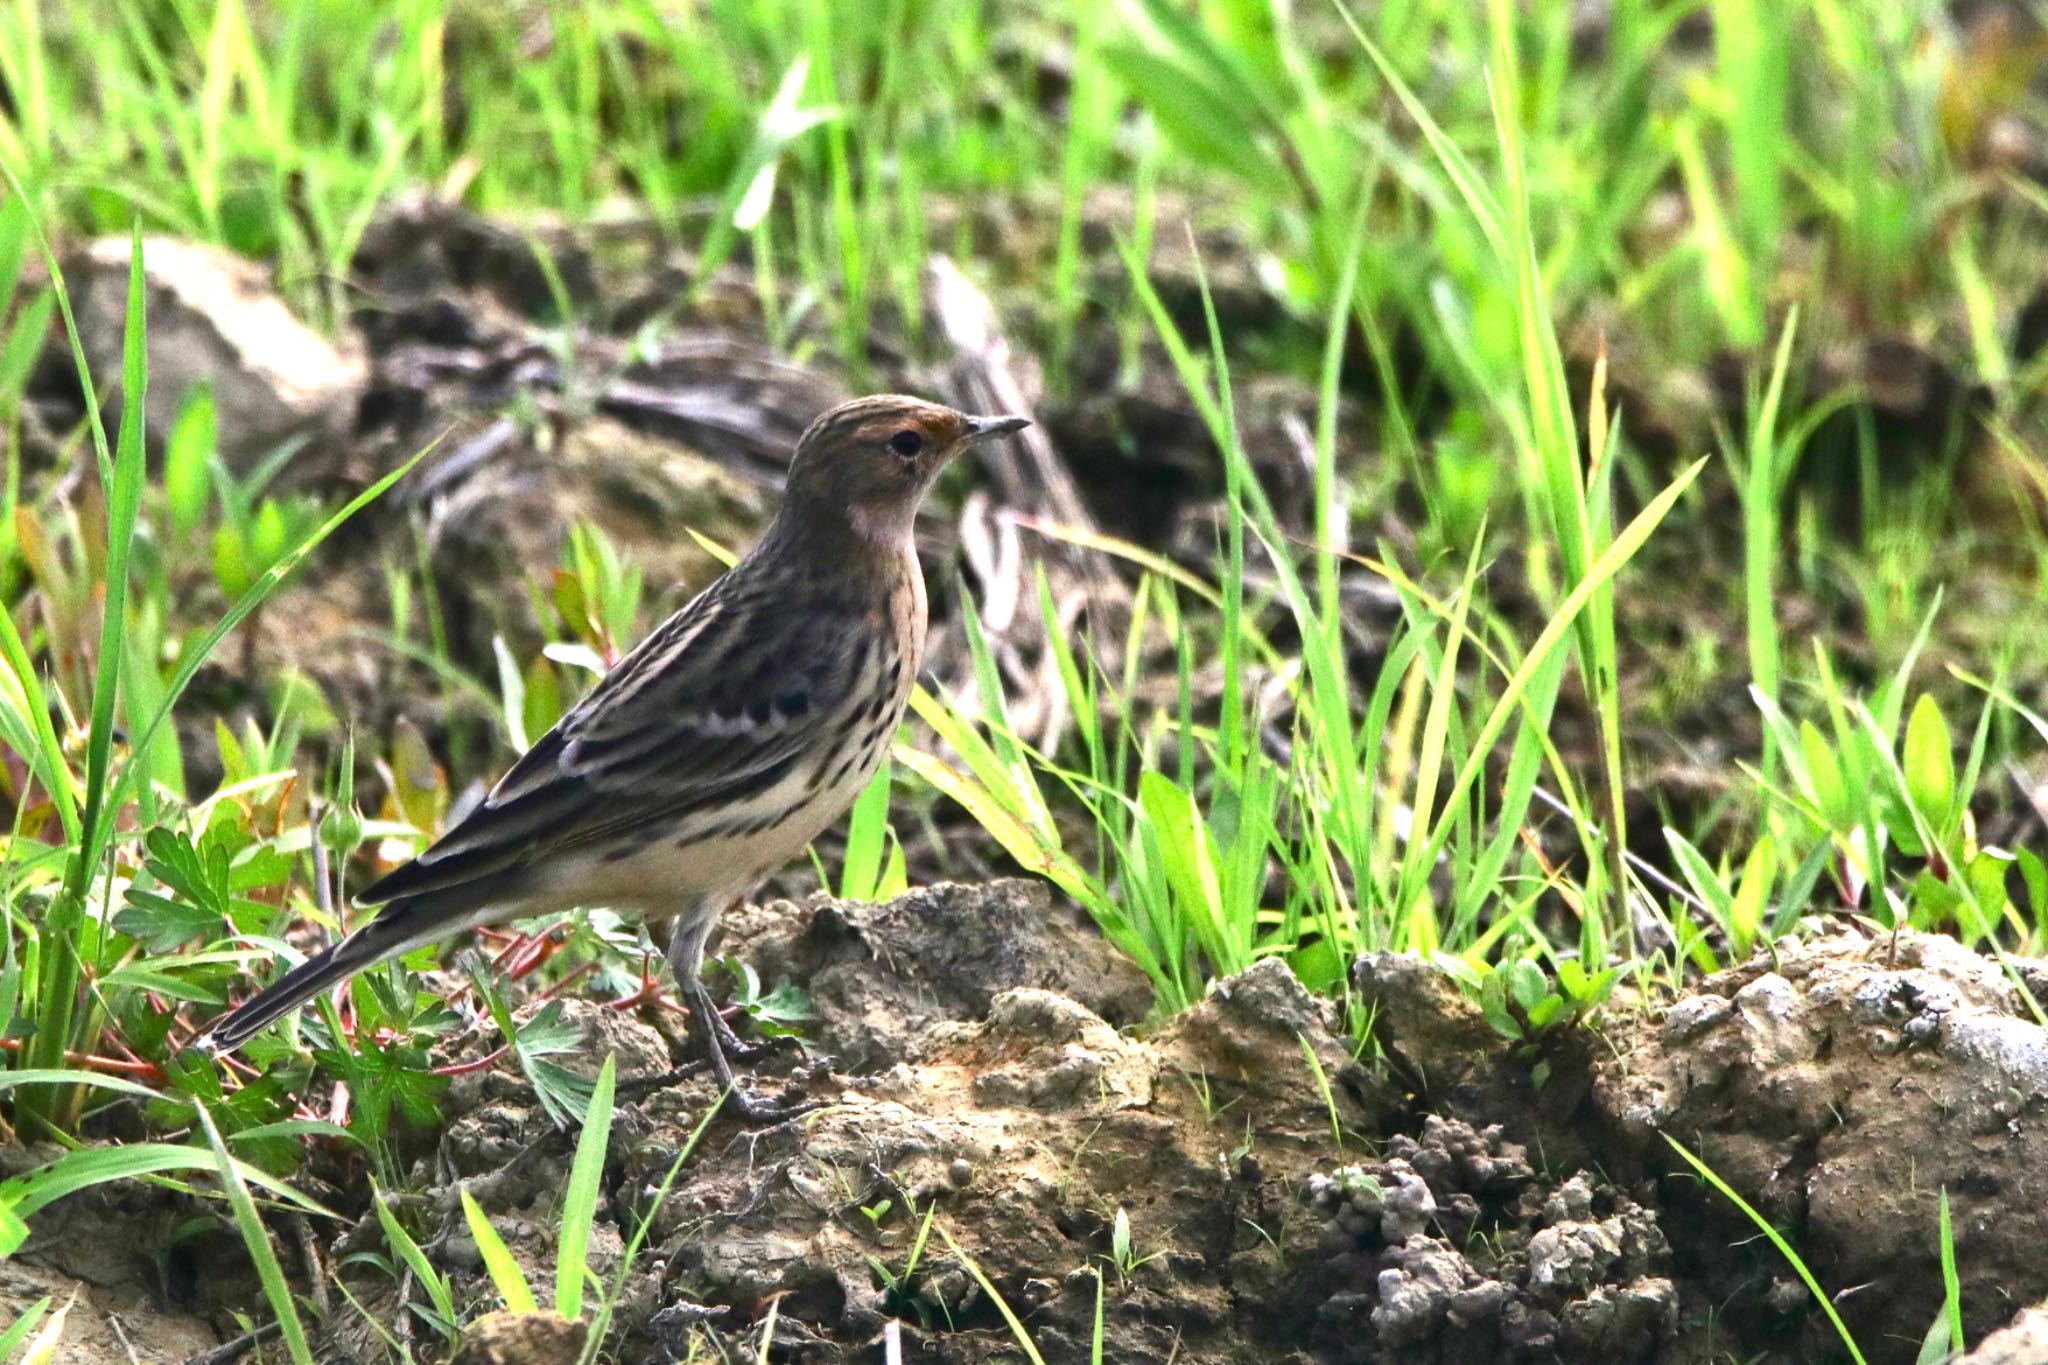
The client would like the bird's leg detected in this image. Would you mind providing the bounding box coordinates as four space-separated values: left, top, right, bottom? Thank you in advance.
664 899 802 1064
664 904 817 1123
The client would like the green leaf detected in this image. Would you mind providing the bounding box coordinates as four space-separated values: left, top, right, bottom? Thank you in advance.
2016 849 2048 926
1138 771 1234 972
373 1181 457 1328
1099 45 1288 193
1729 834 1775 958
1506 958 1548 1012
163 384 216 543
1800 722 1851 831
0 1298 51 1360
555 1056 614 1320
462 1188 538 1314
1903 695 1956 834
113 890 219 954
0 195 31 323
0 292 53 403
1938 1187 1964 1356
199 1103 315 1365
1963 850 2011 941
839 760 893 902
0 1139 331 1257
521 653 562 749
212 523 253 601
1911 870 1962 928
1477 972 1523 1042
752 979 816 1027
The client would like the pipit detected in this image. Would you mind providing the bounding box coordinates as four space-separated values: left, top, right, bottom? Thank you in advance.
202 395 1029 1119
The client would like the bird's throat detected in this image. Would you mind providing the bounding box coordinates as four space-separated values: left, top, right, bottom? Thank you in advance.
848 498 920 548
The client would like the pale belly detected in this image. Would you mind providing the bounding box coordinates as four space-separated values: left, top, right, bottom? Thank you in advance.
528 734 891 918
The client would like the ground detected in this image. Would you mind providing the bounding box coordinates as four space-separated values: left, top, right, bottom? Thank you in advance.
14 882 2048 1363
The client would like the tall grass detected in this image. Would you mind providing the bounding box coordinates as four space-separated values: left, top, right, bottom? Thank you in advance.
906 0 1707 1020
0 197 422 1132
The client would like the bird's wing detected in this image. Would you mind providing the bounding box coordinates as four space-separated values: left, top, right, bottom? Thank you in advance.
360 570 877 904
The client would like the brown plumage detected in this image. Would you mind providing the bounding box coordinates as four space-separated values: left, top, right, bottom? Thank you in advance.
201 395 1029 1118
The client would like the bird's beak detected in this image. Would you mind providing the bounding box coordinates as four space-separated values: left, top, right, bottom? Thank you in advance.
963 413 1031 443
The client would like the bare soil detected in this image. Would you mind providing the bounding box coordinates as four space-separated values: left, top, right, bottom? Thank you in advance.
16 883 2048 1364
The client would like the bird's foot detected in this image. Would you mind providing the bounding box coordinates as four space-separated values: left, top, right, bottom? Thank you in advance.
718 1080 823 1124
615 1062 821 1120
696 992 802 1065
686 983 825 1124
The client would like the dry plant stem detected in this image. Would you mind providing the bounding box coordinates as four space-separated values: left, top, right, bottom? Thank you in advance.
291 1213 331 1317
180 1322 280 1365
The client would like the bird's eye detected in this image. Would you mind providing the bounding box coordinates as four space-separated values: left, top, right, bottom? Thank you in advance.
888 429 924 457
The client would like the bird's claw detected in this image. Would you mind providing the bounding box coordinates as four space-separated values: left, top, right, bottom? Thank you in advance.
680 982 828 1125
718 1084 822 1124
698 997 802 1064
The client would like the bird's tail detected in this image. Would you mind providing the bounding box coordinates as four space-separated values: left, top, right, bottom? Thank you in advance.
198 879 512 1054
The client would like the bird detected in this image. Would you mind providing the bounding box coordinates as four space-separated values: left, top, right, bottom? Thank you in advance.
199 395 1031 1120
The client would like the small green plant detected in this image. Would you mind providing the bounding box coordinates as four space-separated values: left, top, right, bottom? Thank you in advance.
1298 1035 1345 1151
362 1177 459 1345
475 980 595 1130
549 521 645 670
1743 643 2046 951
708 957 815 1042
1103 1205 1165 1284
865 1200 944 1329
1450 952 1620 1089
209 450 329 671
440 1055 688 1358
0 188 422 1156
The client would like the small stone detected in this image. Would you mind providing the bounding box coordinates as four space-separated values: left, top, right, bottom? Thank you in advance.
1372 1236 1476 1347
451 1311 590 1365
1380 1161 1437 1244
1959 1305 2048 1364
948 1158 975 1190
1660 993 1733 1042
68 236 365 473
1542 1173 1598 1225
1527 1218 1624 1300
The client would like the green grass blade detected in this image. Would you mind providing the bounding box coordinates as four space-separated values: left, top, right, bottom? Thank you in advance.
0 1298 51 1358
463 1186 538 1313
555 1054 615 1320
372 1180 457 1327
1414 458 1707 877
108 440 435 821
72 219 151 882
1665 1136 1867 1365
199 1103 315 1365
936 1225 1048 1365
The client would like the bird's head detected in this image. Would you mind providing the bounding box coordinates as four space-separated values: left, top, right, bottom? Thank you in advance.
779 395 1028 546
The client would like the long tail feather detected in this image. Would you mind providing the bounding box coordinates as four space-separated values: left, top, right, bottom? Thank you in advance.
200 876 516 1053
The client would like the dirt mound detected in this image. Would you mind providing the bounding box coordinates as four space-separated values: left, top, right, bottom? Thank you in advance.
13 890 2048 1364
1596 931 2048 1353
